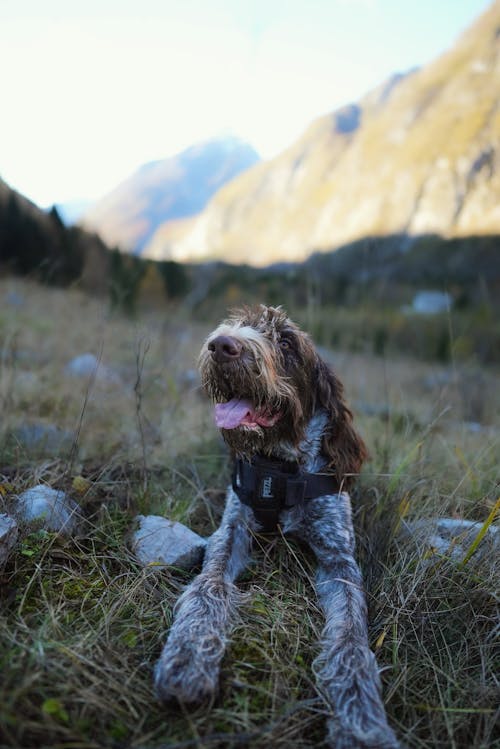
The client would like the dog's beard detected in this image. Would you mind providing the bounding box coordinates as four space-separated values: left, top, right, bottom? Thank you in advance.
199 325 308 458
201 367 295 457
219 423 267 457
218 419 290 459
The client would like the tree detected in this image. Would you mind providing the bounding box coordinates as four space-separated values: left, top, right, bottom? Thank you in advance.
157 260 191 300
109 249 147 315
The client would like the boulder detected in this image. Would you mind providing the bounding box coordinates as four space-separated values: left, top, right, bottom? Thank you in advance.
401 517 499 562
15 485 81 535
6 290 24 306
13 422 73 456
412 291 452 315
131 515 207 570
0 514 18 566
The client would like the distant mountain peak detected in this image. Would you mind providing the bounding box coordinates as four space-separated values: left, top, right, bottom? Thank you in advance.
81 136 260 254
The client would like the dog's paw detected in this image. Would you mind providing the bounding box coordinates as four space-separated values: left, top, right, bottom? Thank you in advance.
154 637 223 704
326 723 400 749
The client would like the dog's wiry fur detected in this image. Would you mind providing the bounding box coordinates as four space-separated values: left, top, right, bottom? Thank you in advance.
155 305 399 748
198 305 367 485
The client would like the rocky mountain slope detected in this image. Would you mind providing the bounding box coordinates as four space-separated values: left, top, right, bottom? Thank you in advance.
149 1 500 266
82 137 259 254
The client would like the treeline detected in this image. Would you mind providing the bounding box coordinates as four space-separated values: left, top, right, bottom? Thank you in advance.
0 183 190 313
183 233 500 314
172 234 500 364
0 193 86 285
1 179 499 363
306 233 500 307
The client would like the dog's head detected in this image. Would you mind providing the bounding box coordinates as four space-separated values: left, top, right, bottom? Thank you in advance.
199 305 367 485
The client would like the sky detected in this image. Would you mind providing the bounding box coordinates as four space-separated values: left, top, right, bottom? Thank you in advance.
0 0 493 207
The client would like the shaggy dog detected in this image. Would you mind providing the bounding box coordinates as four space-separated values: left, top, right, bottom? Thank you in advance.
155 305 399 748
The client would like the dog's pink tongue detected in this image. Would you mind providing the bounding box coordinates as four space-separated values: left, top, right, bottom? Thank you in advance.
215 398 254 429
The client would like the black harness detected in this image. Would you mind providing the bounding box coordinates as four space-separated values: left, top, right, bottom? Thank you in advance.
232 455 340 532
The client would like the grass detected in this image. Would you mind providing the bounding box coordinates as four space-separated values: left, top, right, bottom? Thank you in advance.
0 277 499 748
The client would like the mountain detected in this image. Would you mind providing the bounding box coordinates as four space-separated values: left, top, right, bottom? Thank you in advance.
81 137 260 254
149 1 500 266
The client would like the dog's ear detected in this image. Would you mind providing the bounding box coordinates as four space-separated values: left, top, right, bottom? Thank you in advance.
314 356 368 487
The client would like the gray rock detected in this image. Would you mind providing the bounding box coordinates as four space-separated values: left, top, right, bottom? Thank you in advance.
411 290 452 315
65 353 120 384
464 421 483 433
6 290 24 306
15 485 81 534
0 514 18 566
13 422 74 455
131 515 207 569
401 517 499 562
422 370 455 390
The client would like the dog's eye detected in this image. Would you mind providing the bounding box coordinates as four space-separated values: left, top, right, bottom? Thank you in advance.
279 338 290 350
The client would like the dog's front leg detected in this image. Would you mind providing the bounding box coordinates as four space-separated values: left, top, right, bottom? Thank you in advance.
154 488 253 704
299 494 399 749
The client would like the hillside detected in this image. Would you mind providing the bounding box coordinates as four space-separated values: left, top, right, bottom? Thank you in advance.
151 1 500 265
82 137 259 254
0 177 108 288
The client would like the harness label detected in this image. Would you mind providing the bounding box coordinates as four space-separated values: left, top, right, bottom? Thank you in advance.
261 476 274 499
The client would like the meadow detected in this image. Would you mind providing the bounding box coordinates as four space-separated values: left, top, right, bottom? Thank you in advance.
0 276 498 748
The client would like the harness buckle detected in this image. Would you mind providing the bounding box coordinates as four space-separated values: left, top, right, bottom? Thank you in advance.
232 456 339 533
232 459 287 532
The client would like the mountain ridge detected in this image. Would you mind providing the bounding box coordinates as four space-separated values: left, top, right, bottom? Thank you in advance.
144 1 500 266
81 136 260 254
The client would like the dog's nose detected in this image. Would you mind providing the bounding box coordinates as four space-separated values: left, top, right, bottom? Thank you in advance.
208 335 242 363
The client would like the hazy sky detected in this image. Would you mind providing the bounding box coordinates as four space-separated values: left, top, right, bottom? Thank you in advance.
0 0 492 207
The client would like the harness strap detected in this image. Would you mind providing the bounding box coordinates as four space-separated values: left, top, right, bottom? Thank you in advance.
232 456 340 533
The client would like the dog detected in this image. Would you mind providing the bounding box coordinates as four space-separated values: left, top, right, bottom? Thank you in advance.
155 305 399 748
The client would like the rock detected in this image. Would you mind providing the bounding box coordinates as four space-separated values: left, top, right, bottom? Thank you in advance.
422 371 455 390
6 290 24 306
13 422 74 456
334 103 361 134
464 421 483 433
131 515 207 570
15 485 81 534
65 353 120 384
411 291 452 315
400 517 499 562
0 514 18 566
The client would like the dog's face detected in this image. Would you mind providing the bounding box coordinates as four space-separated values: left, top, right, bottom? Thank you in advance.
199 305 317 457
199 305 367 481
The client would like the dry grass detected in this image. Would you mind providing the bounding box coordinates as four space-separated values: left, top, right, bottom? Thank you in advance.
0 278 498 748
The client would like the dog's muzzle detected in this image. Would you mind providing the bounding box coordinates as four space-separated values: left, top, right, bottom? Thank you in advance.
232 455 340 532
